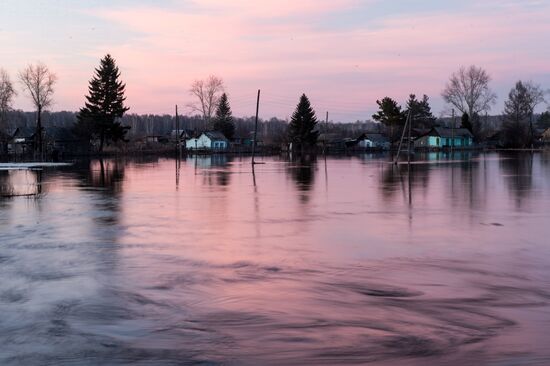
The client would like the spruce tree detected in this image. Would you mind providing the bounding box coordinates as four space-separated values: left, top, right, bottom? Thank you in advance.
213 93 235 139
405 94 436 129
372 97 405 142
288 94 319 152
75 54 130 152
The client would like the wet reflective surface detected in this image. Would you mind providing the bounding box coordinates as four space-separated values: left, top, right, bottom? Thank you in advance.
1 152 550 365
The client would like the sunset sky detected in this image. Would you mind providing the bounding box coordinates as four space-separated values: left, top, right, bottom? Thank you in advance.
1 0 549 121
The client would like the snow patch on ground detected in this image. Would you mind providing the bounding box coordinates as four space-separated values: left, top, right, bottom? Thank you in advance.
0 163 72 170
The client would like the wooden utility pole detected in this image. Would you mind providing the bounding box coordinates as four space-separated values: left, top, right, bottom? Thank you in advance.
252 89 261 165
175 104 180 153
407 109 412 165
451 108 455 154
394 110 412 165
324 111 329 154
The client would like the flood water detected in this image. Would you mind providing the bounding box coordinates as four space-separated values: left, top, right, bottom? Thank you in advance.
1 152 550 365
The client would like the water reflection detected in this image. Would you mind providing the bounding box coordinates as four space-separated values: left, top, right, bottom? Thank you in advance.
0 169 44 197
1 153 550 365
286 155 317 203
500 152 534 208
195 155 233 187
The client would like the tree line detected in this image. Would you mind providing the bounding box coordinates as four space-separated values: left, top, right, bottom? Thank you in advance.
1 59 549 155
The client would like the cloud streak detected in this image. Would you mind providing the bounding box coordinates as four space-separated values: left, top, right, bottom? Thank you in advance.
2 0 549 120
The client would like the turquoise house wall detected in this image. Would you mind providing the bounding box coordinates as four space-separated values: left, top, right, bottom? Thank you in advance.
425 136 472 147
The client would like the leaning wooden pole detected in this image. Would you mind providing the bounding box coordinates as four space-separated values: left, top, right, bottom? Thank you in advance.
251 89 261 165
394 110 411 165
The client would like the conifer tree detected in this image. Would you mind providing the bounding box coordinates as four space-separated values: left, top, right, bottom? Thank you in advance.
288 94 319 152
75 54 130 152
372 97 405 142
213 93 235 139
405 94 436 129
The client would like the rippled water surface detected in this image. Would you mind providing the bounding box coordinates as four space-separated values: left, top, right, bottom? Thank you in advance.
1 152 550 365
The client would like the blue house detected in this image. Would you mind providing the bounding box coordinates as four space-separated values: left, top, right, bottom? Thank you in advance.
415 127 474 149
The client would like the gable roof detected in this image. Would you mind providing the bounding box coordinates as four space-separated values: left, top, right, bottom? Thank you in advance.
204 131 229 142
427 127 473 139
361 133 389 143
171 129 194 138
13 127 36 139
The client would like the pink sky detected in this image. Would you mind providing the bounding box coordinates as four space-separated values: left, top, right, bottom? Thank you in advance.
1 0 549 121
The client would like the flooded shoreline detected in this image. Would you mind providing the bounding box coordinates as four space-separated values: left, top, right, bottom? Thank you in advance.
1 152 550 365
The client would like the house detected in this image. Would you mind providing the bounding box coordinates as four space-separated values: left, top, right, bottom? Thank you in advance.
414 127 474 149
144 135 166 144
542 128 550 144
0 129 15 155
486 131 505 149
44 127 85 155
186 131 229 151
356 133 391 150
170 129 193 142
533 128 546 144
8 127 36 155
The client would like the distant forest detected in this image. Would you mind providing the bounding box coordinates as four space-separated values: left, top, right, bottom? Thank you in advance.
3 110 384 144
3 110 509 145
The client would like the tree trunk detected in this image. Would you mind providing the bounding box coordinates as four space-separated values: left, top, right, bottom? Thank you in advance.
99 130 105 153
36 105 43 158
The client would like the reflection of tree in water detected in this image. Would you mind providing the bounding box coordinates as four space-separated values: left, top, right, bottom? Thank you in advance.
500 152 534 208
540 150 550 180
453 153 488 210
67 159 125 192
92 159 126 193
287 155 317 203
380 163 430 203
63 159 127 229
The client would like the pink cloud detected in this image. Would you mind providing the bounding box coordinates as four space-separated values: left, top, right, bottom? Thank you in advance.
7 1 549 120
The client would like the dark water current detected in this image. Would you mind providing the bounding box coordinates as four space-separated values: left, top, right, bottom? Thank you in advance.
1 152 550 365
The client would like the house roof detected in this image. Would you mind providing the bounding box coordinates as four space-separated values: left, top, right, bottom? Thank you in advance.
14 127 36 139
411 128 430 137
204 131 229 141
427 127 473 139
362 133 390 143
170 129 193 138
318 133 341 142
45 127 78 141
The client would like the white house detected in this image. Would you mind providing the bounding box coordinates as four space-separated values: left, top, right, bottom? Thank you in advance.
357 133 390 150
186 131 229 151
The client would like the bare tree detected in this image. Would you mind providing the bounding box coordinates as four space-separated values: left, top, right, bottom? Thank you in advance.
18 62 57 155
188 75 224 125
0 68 16 130
523 81 546 115
442 65 497 123
522 81 547 147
